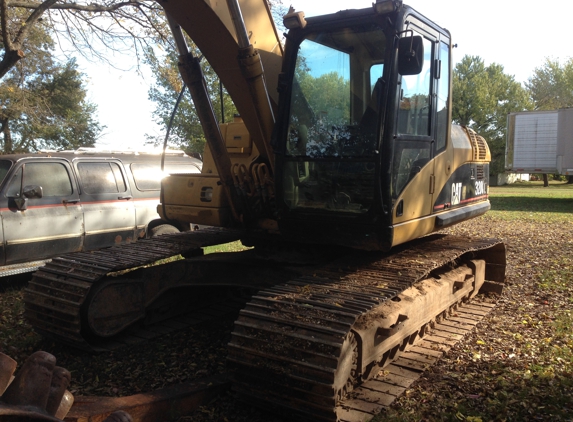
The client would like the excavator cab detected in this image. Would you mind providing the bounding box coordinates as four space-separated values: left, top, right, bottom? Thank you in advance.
157 0 490 251
279 23 386 214
274 3 456 250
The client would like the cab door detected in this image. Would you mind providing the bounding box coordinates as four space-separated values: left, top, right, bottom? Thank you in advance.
2 159 83 264
74 159 136 250
391 19 444 220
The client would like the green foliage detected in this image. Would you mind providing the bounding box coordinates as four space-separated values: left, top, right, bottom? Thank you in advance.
527 58 573 110
18 60 101 151
145 43 237 155
452 56 532 175
0 20 102 153
298 70 350 124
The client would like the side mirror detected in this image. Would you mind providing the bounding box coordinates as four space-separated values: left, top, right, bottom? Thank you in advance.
398 36 424 75
22 185 43 199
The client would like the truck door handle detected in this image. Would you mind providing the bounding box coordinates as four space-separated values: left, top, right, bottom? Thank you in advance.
63 199 80 204
118 196 132 200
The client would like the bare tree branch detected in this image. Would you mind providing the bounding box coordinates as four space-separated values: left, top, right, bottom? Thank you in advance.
1 0 14 51
0 0 169 78
8 0 151 13
13 0 58 46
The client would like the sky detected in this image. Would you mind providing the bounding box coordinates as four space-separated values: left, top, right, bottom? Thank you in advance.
82 0 573 149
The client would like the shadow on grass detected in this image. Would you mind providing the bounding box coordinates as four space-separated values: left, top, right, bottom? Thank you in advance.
490 196 573 213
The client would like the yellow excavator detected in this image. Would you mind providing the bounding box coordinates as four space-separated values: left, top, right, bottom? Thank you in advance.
24 1 506 420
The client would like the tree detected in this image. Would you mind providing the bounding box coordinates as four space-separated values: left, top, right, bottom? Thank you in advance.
146 0 286 154
527 58 573 110
452 55 532 176
145 43 238 154
527 58 573 184
0 21 102 153
1 0 286 82
0 0 167 80
298 71 350 124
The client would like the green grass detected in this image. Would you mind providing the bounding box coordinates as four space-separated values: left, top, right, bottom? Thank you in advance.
487 181 573 221
538 256 573 292
202 240 250 254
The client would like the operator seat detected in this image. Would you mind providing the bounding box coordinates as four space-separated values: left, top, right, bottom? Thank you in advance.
360 77 384 136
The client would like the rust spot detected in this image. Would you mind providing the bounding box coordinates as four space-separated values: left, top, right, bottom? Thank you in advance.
114 235 122 244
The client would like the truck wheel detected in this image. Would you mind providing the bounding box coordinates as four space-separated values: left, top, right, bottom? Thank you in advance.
149 224 179 237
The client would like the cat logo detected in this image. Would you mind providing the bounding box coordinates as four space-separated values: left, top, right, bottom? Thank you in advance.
451 182 462 205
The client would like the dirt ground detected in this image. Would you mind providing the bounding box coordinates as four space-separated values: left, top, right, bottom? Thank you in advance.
376 215 573 421
1 209 572 421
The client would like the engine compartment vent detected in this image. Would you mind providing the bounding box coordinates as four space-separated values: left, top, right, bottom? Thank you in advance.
464 127 488 161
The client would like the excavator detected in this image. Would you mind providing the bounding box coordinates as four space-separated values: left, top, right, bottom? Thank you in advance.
23 0 506 420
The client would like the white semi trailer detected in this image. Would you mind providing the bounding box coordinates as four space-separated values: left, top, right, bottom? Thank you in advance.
506 108 573 176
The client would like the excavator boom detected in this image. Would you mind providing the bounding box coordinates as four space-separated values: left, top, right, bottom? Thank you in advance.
158 0 281 172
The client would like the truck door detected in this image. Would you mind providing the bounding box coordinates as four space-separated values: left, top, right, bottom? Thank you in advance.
2 159 83 264
74 159 136 250
0 159 15 265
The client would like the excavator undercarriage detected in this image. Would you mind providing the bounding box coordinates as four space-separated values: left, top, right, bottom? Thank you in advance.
24 229 505 420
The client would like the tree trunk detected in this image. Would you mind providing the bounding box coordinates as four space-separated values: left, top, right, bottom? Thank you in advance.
543 173 549 187
0 49 25 80
568 175 573 184
1 118 13 154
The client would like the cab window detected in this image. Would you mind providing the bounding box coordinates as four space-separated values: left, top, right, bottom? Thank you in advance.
435 41 450 152
397 35 433 136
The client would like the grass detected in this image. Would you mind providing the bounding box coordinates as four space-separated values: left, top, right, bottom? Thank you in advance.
202 240 250 254
487 181 573 222
537 256 573 292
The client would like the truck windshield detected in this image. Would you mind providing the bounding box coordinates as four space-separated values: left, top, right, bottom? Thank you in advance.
0 160 12 185
283 23 386 214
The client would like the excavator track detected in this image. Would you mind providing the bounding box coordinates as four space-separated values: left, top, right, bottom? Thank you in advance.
228 234 505 421
336 300 495 421
24 231 504 421
24 228 245 351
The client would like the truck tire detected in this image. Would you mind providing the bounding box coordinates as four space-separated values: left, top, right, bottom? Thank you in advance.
149 224 179 237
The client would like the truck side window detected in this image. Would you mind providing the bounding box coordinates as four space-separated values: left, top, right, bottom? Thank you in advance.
6 167 23 197
78 162 127 194
0 160 12 185
130 163 165 191
9 163 73 197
